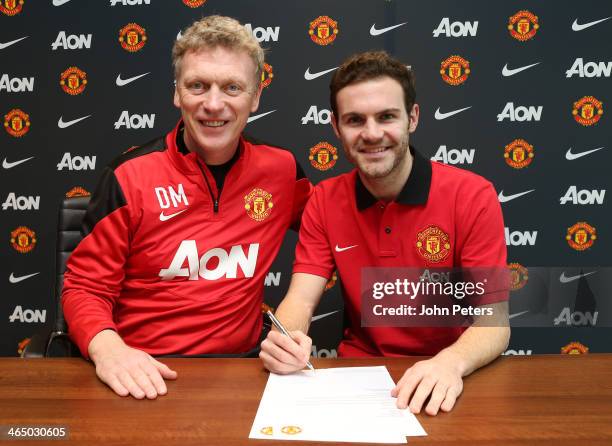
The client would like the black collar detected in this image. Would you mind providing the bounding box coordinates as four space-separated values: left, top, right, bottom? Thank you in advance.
355 145 432 210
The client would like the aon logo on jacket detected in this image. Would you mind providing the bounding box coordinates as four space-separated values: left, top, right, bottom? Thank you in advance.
159 241 259 280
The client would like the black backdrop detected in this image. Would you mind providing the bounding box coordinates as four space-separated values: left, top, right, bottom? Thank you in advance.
1 0 610 357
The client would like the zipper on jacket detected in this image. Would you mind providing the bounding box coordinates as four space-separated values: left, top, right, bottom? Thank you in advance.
197 163 219 213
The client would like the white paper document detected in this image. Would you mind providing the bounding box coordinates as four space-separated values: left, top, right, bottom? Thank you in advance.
249 366 427 443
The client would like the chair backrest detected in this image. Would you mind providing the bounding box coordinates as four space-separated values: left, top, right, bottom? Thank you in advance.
46 196 90 356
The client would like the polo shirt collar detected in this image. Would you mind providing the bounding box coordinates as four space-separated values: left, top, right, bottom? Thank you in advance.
355 145 432 210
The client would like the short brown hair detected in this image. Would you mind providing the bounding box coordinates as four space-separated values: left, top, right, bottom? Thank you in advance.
330 51 416 118
172 15 264 85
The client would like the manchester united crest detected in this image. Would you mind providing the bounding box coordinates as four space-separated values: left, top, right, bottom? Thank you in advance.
561 341 589 355
508 263 529 291
0 0 23 16
65 187 90 198
244 188 273 221
17 338 31 356
60 66 87 95
182 0 206 7
572 96 603 127
504 139 534 169
309 142 338 171
566 222 596 251
440 55 470 86
508 10 539 41
10 226 36 254
309 16 338 46
119 23 147 52
261 63 274 88
281 426 302 435
416 225 451 263
325 271 338 291
4 109 30 137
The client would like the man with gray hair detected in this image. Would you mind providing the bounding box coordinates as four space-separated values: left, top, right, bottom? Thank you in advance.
62 15 312 399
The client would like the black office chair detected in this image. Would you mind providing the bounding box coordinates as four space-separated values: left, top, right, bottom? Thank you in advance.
21 196 90 358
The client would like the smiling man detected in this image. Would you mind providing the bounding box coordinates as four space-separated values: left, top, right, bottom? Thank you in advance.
260 51 509 416
62 16 311 399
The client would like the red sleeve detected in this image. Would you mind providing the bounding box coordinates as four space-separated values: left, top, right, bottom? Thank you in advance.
292 186 335 279
457 181 509 305
61 167 133 358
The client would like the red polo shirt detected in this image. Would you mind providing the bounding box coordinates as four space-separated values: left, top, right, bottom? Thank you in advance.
293 147 507 357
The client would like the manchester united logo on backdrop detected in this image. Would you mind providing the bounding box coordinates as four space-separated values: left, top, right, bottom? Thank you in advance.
17 338 31 356
0 0 23 16
440 55 470 86
244 188 273 222
309 142 338 171
10 226 36 254
504 139 534 169
309 16 338 46
65 187 90 198
561 341 588 355
4 109 30 137
261 63 274 88
572 96 603 126
566 222 596 251
325 271 338 291
182 0 206 7
416 225 451 263
60 67 87 95
508 263 528 291
508 10 539 41
119 23 147 52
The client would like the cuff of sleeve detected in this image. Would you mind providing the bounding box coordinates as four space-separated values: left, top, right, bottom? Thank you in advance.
71 324 117 360
293 263 334 280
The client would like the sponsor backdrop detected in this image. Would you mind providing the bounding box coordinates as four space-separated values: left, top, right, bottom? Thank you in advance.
1 0 610 357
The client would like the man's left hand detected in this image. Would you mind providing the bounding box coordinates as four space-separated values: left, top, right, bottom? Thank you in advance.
391 352 464 416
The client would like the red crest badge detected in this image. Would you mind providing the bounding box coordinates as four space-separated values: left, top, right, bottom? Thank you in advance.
65 187 91 198
561 341 589 355
4 108 30 137
261 63 274 88
10 226 36 253
504 139 534 169
309 142 338 171
60 66 87 95
508 263 529 291
0 0 24 16
566 222 596 251
440 55 470 86
416 225 451 263
119 23 147 52
508 10 539 41
572 96 603 126
244 188 273 221
182 0 206 7
309 16 339 46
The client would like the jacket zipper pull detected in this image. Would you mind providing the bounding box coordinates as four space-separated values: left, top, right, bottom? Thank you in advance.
214 199 219 213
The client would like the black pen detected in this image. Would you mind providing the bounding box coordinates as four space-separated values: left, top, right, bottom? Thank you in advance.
266 310 315 373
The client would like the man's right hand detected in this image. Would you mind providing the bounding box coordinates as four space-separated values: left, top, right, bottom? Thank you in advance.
87 330 177 399
259 330 312 374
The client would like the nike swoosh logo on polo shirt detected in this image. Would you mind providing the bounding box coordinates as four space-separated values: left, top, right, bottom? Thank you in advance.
370 22 407 36
0 36 28 50
304 66 338 80
247 110 276 123
509 310 529 319
311 310 339 323
335 244 358 253
566 146 605 160
434 106 472 120
58 115 92 129
559 271 597 284
3 156 34 169
498 189 535 203
116 72 150 87
53 0 73 5
9 272 40 284
159 209 187 222
502 62 540 77
571 17 612 32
